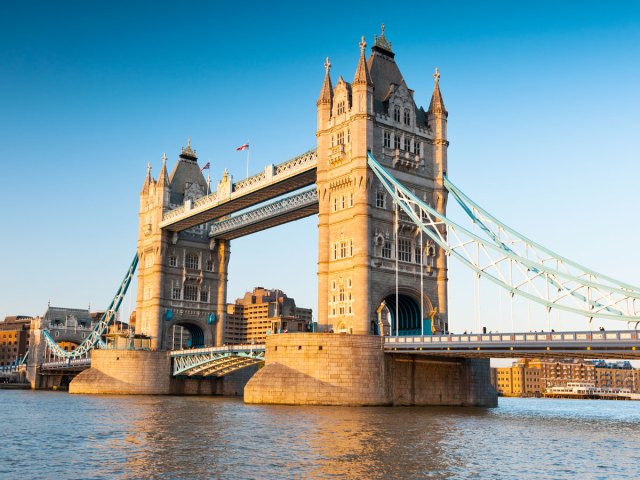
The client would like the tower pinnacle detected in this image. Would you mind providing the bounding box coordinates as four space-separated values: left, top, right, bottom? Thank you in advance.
353 35 372 86
318 57 333 105
428 67 447 116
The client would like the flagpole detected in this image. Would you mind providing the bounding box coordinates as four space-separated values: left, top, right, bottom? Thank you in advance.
246 139 250 179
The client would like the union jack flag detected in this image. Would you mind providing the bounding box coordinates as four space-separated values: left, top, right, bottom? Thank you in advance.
236 143 249 151
200 162 210 171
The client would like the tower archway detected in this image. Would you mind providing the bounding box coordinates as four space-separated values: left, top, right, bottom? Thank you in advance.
381 291 435 336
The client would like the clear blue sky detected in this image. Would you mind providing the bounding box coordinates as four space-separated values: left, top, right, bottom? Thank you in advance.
1 1 639 337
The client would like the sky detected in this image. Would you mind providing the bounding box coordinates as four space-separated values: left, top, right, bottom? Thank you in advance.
1 1 640 345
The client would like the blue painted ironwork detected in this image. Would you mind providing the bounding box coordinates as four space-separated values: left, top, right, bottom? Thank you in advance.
171 344 265 377
42 253 138 359
367 152 640 322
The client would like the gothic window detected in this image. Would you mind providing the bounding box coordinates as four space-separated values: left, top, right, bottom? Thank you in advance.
185 253 199 270
394 134 401 150
383 131 391 148
349 193 354 207
394 105 400 122
382 241 392 259
169 255 177 267
200 289 209 303
404 137 410 151
333 196 338 212
184 285 198 302
404 108 411 125
376 191 385 208
331 280 336 290
337 101 345 115
398 239 412 262
206 259 214 271
347 277 352 288
350 239 353 257
340 241 348 258
172 287 181 300
414 141 421 156
333 243 338 260
341 195 345 209
337 131 345 144
339 287 345 302
347 129 351 143
415 245 423 264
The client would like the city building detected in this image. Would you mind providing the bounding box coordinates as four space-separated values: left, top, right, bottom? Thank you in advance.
224 287 312 344
492 358 640 397
0 316 33 366
41 306 103 351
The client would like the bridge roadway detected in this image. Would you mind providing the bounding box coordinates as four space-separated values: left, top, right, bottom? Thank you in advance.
385 329 640 359
160 150 317 232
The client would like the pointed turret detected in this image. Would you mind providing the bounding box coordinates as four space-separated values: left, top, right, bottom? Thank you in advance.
317 57 333 106
428 68 448 117
141 161 153 194
353 36 372 86
157 152 169 186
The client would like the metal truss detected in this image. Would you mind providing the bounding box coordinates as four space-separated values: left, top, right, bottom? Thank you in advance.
171 345 265 377
367 153 640 323
0 349 29 373
209 187 318 238
42 253 138 360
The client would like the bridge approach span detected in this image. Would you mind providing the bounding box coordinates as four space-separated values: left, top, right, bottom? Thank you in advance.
385 330 640 359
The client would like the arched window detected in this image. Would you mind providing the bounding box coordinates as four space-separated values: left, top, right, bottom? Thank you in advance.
404 108 411 125
185 253 199 270
394 105 400 122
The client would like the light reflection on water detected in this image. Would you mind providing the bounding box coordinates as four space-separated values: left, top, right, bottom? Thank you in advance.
1 392 639 479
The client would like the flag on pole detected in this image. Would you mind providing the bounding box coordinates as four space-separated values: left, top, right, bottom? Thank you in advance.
236 143 249 151
200 161 210 171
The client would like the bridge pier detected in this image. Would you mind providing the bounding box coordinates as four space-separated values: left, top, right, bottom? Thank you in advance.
244 333 497 406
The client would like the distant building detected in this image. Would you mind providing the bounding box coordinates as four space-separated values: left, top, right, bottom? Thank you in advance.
0 316 33 366
224 287 312 344
40 306 104 351
492 358 640 397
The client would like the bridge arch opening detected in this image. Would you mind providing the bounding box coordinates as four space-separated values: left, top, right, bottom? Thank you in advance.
170 322 205 349
382 293 430 336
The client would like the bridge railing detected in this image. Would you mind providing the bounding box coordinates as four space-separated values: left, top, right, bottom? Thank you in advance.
40 358 92 370
170 343 266 357
385 330 639 346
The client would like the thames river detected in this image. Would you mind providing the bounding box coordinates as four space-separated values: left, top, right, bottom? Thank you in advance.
1 391 639 479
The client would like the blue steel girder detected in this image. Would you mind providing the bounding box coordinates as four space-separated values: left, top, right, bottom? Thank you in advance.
172 350 265 377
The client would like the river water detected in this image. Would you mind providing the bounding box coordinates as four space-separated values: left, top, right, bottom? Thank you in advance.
1 391 639 479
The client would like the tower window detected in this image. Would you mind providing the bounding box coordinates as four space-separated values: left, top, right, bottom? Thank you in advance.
172 287 181 300
349 193 354 207
414 142 421 156
337 101 345 115
333 197 338 212
337 131 344 144
347 129 350 143
341 195 345 209
206 259 214 271
376 191 385 208
394 134 400 150
200 290 209 303
404 137 410 151
185 253 199 270
394 105 400 122
404 108 411 126
383 131 391 148
169 256 177 267
382 241 392 259
398 239 412 262
184 285 198 302
415 245 423 264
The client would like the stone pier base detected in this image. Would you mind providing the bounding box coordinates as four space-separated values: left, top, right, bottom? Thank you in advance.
244 333 497 407
69 349 259 396
70 350 171 395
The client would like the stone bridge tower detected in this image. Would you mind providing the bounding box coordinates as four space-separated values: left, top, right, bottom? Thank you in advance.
136 142 229 350
316 27 449 336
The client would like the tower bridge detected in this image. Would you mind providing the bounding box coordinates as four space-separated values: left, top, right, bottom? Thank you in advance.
26 26 640 406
